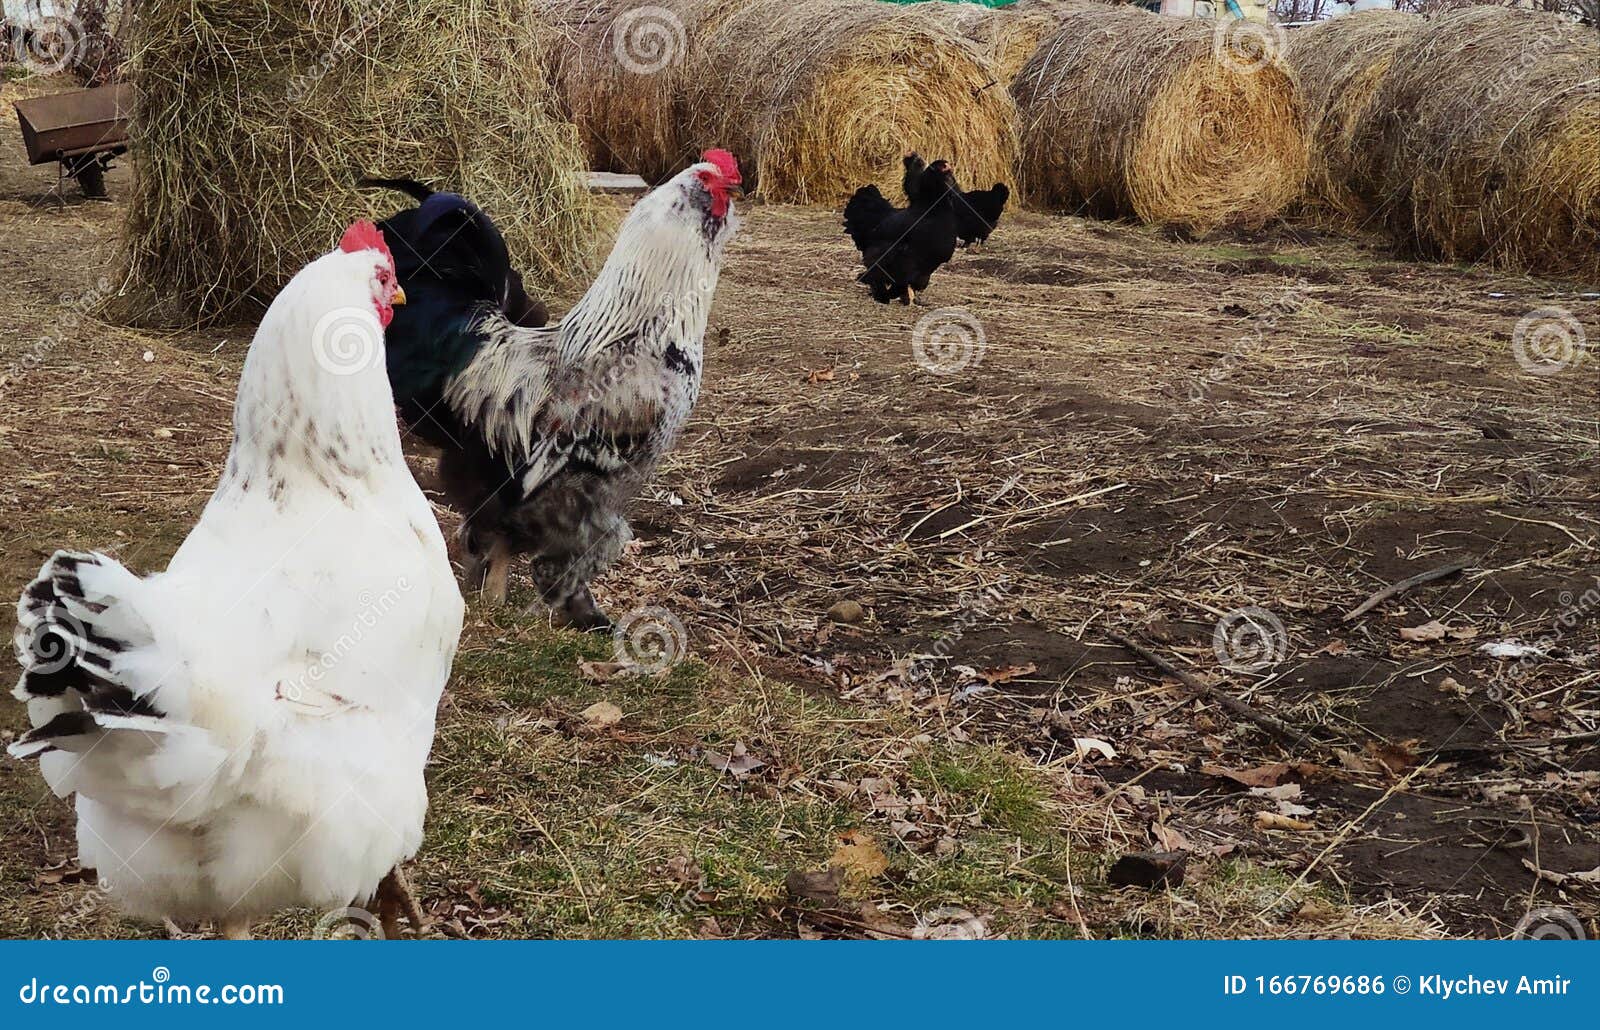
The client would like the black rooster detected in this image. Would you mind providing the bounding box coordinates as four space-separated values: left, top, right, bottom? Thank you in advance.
358 177 549 444
902 152 1010 249
843 159 960 305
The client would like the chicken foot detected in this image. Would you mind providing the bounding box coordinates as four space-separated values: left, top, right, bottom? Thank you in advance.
481 538 512 605
374 866 427 939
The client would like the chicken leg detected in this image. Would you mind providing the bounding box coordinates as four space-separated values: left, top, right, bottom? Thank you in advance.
374 866 427 939
220 915 252 940
904 286 915 306
481 537 512 605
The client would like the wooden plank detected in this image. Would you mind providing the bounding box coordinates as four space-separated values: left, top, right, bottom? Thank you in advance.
586 171 651 194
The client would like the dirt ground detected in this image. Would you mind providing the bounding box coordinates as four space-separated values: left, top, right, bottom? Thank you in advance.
1 72 1596 939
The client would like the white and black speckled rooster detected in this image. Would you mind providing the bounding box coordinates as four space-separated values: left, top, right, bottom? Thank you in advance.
372 150 743 629
8 223 465 939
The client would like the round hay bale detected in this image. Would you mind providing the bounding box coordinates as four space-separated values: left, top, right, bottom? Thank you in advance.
679 0 1019 204
1285 10 1421 229
1012 7 1307 233
915 0 1101 84
120 0 601 325
543 0 740 180
1360 7 1600 279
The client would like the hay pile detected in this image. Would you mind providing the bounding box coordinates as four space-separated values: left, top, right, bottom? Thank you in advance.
1012 6 1306 232
550 0 1018 204
1286 10 1420 229
543 0 731 180
121 0 600 324
915 0 1101 83
1359 7 1600 278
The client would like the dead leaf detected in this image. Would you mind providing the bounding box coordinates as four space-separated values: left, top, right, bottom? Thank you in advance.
1335 748 1383 775
34 865 95 887
1364 739 1421 776
1437 676 1469 697
1255 811 1313 831
578 660 628 683
1313 639 1349 657
912 905 990 940
704 741 766 778
806 367 836 384
579 701 623 729
1399 620 1449 643
664 854 702 885
1249 783 1303 801
979 662 1037 685
828 830 889 881
1202 762 1294 788
784 866 843 905
1072 737 1117 760
1150 823 1191 852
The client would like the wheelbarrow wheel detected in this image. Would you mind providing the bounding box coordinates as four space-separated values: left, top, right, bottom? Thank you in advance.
64 156 108 200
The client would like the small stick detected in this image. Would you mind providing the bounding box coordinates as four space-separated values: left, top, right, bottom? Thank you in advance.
1105 631 1330 755
1436 728 1600 755
1341 558 1474 622
936 482 1129 540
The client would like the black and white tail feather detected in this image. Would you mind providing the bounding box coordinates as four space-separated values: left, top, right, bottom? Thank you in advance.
9 550 169 759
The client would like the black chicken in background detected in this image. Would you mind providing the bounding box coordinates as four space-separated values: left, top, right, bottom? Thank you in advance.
902 151 1010 249
843 159 960 305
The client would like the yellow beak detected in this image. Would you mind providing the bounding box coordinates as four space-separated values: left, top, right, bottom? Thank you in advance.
392 286 407 306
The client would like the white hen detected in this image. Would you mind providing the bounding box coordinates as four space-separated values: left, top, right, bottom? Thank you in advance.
8 222 464 939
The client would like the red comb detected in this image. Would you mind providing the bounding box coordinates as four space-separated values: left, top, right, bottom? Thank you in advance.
339 220 392 263
701 148 741 183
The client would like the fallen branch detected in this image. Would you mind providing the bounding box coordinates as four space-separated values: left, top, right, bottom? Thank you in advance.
1342 558 1474 622
1105 630 1334 756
